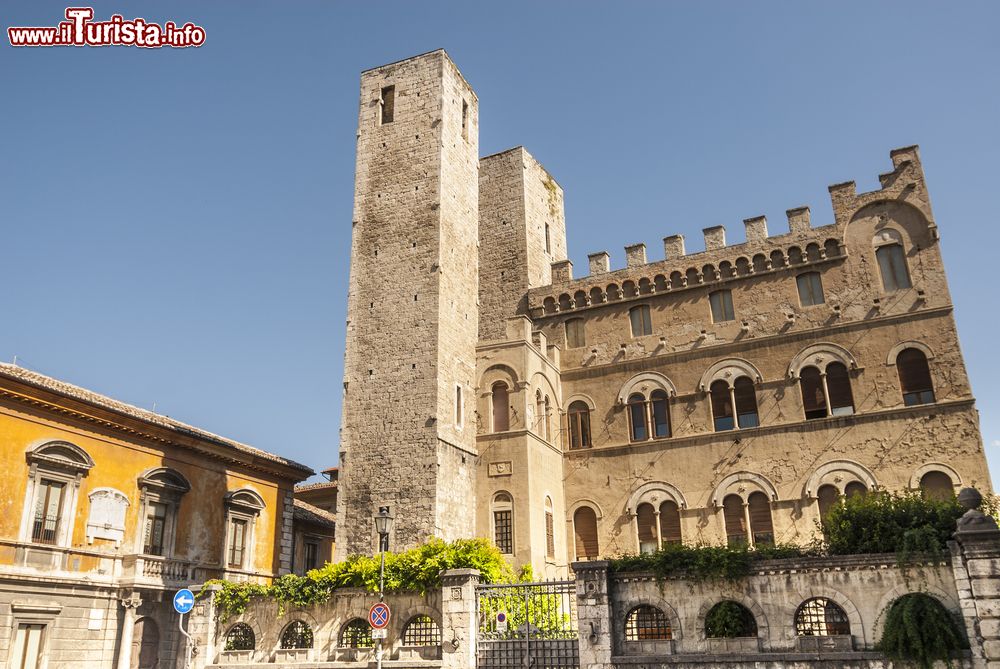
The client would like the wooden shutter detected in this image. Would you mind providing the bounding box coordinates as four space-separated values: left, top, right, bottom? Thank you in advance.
573 507 599 560
659 501 682 544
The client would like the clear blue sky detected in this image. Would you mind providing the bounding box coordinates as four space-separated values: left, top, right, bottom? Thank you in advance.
3 1 998 483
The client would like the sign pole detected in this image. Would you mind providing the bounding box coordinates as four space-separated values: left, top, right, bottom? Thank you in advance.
173 588 196 669
178 613 193 669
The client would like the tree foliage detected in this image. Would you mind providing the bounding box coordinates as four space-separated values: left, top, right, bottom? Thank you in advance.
610 542 813 581
704 600 758 638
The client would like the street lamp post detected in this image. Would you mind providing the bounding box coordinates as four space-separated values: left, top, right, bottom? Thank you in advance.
373 506 393 669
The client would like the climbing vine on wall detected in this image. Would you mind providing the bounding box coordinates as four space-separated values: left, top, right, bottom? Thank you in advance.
202 537 516 619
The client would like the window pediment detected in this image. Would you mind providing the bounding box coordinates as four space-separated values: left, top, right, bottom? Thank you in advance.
138 467 191 496
225 488 266 514
26 441 94 475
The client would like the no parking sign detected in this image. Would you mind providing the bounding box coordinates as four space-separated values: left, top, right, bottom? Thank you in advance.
496 611 508 633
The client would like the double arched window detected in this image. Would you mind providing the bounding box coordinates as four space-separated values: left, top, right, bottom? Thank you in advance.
896 348 935 406
722 492 773 547
567 401 591 450
624 605 672 641
710 377 758 431
799 363 855 419
795 598 850 636
635 500 682 553
816 481 868 520
535 391 552 441
627 390 671 441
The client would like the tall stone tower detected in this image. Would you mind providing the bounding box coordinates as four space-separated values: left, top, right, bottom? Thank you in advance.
336 50 480 558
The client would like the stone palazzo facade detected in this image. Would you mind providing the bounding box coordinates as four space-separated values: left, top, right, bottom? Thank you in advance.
335 49 992 577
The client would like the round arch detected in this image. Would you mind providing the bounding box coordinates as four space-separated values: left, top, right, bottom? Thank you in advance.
567 498 604 520
802 460 878 499
872 586 958 642
909 462 962 490
788 343 859 379
886 341 934 366
617 372 677 404
790 587 865 645
710 472 778 508
618 597 683 642
695 594 769 641
225 487 266 511
26 440 95 473
627 482 688 514
480 364 519 390
699 358 763 392
529 372 561 409
564 393 597 412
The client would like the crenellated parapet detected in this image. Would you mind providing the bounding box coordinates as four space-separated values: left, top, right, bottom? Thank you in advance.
528 146 930 317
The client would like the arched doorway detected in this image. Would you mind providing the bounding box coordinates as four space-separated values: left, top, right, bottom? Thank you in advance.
131 617 159 669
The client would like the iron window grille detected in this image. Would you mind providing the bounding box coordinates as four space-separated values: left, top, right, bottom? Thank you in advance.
625 605 672 641
403 615 441 645
280 621 313 649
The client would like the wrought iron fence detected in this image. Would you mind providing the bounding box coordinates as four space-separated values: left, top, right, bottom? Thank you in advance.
477 580 579 669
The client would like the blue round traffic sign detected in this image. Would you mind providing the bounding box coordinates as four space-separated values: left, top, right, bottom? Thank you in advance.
369 602 391 629
173 588 195 615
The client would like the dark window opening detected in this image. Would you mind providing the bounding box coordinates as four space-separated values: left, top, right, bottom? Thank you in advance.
800 367 827 420
711 380 734 432
733 377 759 428
710 290 735 323
629 305 652 337
628 393 648 441
31 479 64 544
651 389 671 438
796 272 825 306
568 401 591 450
897 348 935 406
380 85 395 124
876 244 911 292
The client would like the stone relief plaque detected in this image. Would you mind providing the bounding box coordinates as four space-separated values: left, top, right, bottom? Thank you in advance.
86 487 129 544
488 461 512 477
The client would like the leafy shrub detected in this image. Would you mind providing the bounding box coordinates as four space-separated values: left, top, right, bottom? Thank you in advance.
203 537 514 619
704 600 758 638
822 490 963 559
877 593 968 668
610 542 814 581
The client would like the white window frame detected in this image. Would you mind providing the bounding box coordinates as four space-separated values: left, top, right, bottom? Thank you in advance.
19 441 94 548
135 468 190 558
223 488 266 573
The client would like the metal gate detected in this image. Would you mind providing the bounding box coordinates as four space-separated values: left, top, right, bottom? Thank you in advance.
476 580 579 669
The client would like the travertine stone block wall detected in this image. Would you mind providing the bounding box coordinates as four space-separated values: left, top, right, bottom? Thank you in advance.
337 50 479 558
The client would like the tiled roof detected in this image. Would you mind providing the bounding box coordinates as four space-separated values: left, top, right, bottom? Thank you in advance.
0 363 313 475
293 499 336 529
295 480 338 492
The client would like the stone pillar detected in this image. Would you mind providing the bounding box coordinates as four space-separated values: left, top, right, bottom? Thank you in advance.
441 568 481 669
624 243 646 268
115 592 142 669
786 206 811 234
186 584 221 669
953 488 1000 669
573 560 613 669
588 252 610 276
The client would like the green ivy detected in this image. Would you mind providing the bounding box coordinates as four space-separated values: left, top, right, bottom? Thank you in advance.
201 537 515 619
609 542 814 582
877 593 968 668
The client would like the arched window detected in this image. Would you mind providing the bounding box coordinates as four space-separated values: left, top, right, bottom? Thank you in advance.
747 492 774 547
897 348 935 406
492 492 514 554
544 497 555 559
659 501 682 545
636 502 658 554
710 380 734 432
800 366 827 420
723 492 772 547
574 506 599 560
876 244 911 292
629 305 652 337
920 471 954 501
625 605 672 641
817 484 840 520
628 393 648 441
491 383 509 432
705 601 757 638
402 615 441 646
650 390 671 438
23 441 94 547
796 272 825 306
733 377 759 428
795 598 850 636
826 362 855 416
567 401 591 450
137 468 190 558
339 619 373 648
709 290 735 323
280 621 314 649
722 494 746 546
844 481 868 498
565 318 585 349
224 623 255 651
535 391 546 440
